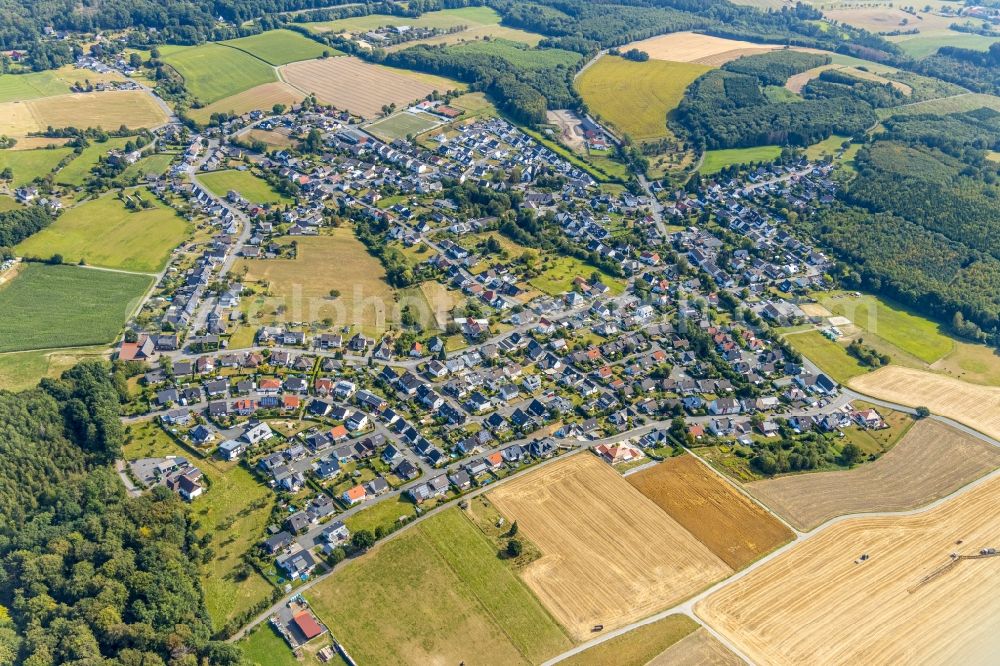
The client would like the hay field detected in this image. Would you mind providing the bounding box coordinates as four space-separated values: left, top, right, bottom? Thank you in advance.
748 419 1000 531
222 29 333 65
0 91 167 138
488 454 731 640
281 57 462 118
576 55 709 143
628 455 793 568
824 7 954 33
625 32 782 64
390 24 544 50
0 147 74 186
5 136 70 150
187 82 304 124
697 473 1000 666
302 6 502 34
0 70 70 103
701 145 782 173
0 346 108 392
646 628 746 666
236 230 399 336
851 366 1000 441
162 43 277 104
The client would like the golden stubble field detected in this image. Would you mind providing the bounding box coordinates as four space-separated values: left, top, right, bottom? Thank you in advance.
624 32 782 64
697 472 1000 666
747 419 1000 531
488 454 731 640
0 91 167 137
850 366 1000 441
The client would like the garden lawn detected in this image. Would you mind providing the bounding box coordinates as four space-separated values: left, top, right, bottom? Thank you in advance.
0 263 151 352
307 509 571 665
222 29 335 65
198 169 292 205
701 145 782 173
162 43 277 104
16 188 189 272
0 147 73 186
55 137 131 187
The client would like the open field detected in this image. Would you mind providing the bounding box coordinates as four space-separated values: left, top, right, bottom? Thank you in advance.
748 419 1000 531
0 263 151 353
701 145 782 173
824 7 954 33
222 29 333 65
188 82 305 124
488 454 731 640
0 346 108 392
0 196 19 211
529 254 626 296
55 137 131 186
124 420 275 633
625 31 782 64
0 70 70 102
561 615 699 666
698 473 1000 665
628 454 794 569
307 508 572 665
4 136 70 150
281 56 462 118
0 91 167 138
245 128 295 149
199 169 292 205
392 24 544 49
119 152 175 181
343 497 417 535
365 111 441 141
782 329 869 384
16 189 189 272
301 6 503 34
890 30 1000 58
446 39 581 69
576 55 709 143
236 230 398 337
851 366 1000 441
647 627 746 666
877 92 1000 119
0 147 73 186
162 43 277 104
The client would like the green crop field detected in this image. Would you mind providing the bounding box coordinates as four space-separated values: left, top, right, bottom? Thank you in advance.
877 93 1000 119
54 137 130 186
16 188 190 273
0 263 151 353
199 169 292 205
302 6 501 33
307 509 572 665
124 420 276 633
366 112 441 141
162 43 277 104
576 55 710 143
0 147 74 186
222 29 335 65
890 30 1000 59
0 70 70 103
447 39 580 69
700 145 782 173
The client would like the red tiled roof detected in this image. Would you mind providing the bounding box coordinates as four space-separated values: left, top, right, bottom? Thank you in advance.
293 611 324 640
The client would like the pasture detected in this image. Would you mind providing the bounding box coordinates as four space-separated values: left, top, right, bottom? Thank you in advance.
851 366 1000 441
628 454 794 569
646 628 745 666
198 169 292 205
302 6 502 34
124 420 275 633
187 82 305 124
222 29 333 65
781 329 869 384
560 615 699 666
701 145 782 173
16 189 189 273
119 152 175 181
281 56 462 118
576 55 710 143
0 91 167 138
890 30 1000 58
877 92 1000 119
488 454 731 640
748 419 1000 531
697 473 1000 665
625 31 782 64
0 70 70 103
55 137 131 186
365 111 441 141
0 263 151 353
236 230 399 337
0 147 73 186
307 508 572 665
162 43 277 104
392 24 544 49
0 346 108 392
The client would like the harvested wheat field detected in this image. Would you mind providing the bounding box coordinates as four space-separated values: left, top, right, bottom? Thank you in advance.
646 628 746 666
697 473 1000 666
785 64 839 93
281 57 462 118
851 366 1000 441
488 454 731 640
26 91 166 134
188 82 305 124
748 419 1000 531
625 32 782 64
628 455 793 569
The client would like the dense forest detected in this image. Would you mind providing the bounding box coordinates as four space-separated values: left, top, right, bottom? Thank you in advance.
0 207 54 252
0 362 240 664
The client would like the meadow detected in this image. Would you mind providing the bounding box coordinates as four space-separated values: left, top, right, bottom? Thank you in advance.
0 70 70 103
877 92 1000 119
162 43 277 104
222 29 334 65
54 137 131 186
307 508 572 665
576 55 710 143
447 38 580 69
560 615 699 666
781 329 869 384
16 188 190 273
0 346 107 392
0 263 151 353
118 152 175 181
198 169 292 205
343 497 417 535
701 145 782 173
0 146 74 186
301 6 503 34
889 30 1000 59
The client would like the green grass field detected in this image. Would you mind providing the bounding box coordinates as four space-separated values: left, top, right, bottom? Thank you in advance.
877 93 1000 119
344 497 417 534
119 152 175 181
198 169 292 205
54 137 130 187
576 55 710 143
0 195 19 211
302 6 501 33
890 30 1000 58
0 263 151 353
222 29 334 65
124 420 276 633
805 134 851 161
366 112 441 141
447 39 580 69
0 147 74 186
0 346 107 392
560 614 698 666
530 254 626 296
307 509 571 665
162 43 277 104
16 188 190 273
0 70 70 103
700 145 782 174
783 329 869 384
